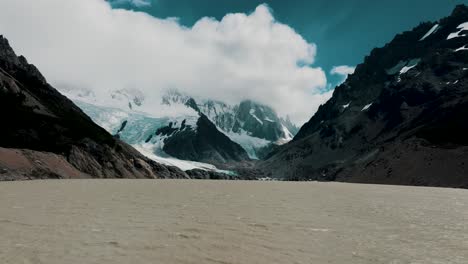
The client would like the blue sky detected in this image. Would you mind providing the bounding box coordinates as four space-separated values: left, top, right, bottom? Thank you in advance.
110 0 467 86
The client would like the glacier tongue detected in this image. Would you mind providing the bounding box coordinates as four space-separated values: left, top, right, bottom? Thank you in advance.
224 130 271 159
134 143 234 174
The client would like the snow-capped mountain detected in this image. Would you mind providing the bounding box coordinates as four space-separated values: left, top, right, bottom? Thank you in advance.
162 90 299 159
59 85 298 170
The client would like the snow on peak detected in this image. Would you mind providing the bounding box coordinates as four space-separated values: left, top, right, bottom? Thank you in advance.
342 102 351 109
447 22 468 40
420 24 439 41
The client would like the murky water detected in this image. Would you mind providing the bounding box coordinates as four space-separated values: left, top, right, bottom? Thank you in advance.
0 180 467 264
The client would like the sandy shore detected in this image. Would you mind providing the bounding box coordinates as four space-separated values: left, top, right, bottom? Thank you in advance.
0 180 467 264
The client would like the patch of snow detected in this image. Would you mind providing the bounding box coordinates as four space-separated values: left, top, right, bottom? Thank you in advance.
386 61 408 75
280 124 293 142
448 22 468 40
400 59 420 74
400 65 416 74
361 103 373 111
386 59 420 75
264 117 274 122
249 109 263 125
420 24 439 41
455 45 468 52
454 80 459 84
464 68 468 71
342 102 351 109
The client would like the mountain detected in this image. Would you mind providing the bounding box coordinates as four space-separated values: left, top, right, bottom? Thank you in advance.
155 114 249 164
67 92 250 166
0 35 189 180
260 5 468 188
64 86 296 171
163 90 298 159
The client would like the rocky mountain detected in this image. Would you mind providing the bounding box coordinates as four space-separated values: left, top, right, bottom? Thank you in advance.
155 114 249 164
162 90 298 159
260 5 468 188
0 35 189 180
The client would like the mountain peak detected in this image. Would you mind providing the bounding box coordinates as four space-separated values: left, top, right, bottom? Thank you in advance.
0 35 46 84
451 4 468 17
0 35 19 64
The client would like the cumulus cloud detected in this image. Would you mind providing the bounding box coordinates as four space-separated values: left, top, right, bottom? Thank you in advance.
110 0 152 8
330 65 355 85
0 0 329 124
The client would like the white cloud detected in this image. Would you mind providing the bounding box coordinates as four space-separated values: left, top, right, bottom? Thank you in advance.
110 0 152 8
330 65 355 85
330 65 355 76
0 0 328 124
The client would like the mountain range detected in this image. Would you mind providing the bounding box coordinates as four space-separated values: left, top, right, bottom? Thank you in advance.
60 87 297 168
1 5 468 187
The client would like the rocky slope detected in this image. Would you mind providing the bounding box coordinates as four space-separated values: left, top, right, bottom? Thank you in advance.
154 114 250 164
260 5 468 188
0 35 189 180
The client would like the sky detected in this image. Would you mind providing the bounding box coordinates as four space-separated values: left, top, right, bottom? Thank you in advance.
0 0 466 125
110 0 467 84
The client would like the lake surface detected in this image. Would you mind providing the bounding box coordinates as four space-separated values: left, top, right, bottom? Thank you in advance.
0 180 467 264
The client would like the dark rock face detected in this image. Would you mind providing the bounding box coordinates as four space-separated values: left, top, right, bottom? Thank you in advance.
156 114 250 164
261 5 468 188
185 169 238 180
232 100 287 141
0 35 188 180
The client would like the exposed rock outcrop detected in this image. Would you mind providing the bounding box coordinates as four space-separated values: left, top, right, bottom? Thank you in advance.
156 114 250 165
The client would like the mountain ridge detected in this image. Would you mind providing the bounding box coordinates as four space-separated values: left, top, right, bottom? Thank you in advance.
260 5 468 188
